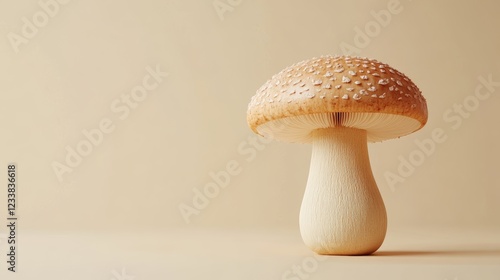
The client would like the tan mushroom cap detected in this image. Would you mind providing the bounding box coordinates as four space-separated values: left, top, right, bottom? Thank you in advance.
247 55 428 143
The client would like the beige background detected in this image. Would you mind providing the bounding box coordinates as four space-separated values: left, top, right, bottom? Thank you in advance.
0 0 499 279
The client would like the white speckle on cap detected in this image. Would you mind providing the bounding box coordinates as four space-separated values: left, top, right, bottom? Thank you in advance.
342 94 349 100
292 79 301 85
367 86 376 92
323 84 332 89
335 85 342 89
379 93 386 99
313 79 323 86
306 92 315 99
371 94 377 98
389 69 395 74
398 97 403 100
347 87 354 91
354 80 361 85
359 89 367 95
389 86 395 91
360 75 368 80
353 94 362 100
348 70 357 76
334 67 345 73
396 80 403 86
342 76 351 83
372 72 380 77
378 78 389 85
324 71 333 77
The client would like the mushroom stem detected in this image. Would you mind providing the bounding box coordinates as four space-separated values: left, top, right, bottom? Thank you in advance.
299 127 387 255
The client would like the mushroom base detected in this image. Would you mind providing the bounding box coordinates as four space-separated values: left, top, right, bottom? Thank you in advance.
299 127 387 255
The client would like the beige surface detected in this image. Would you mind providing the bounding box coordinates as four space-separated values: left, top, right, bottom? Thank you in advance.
0 0 499 278
1 228 500 279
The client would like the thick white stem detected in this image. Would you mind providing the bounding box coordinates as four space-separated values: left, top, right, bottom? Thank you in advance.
299 127 387 255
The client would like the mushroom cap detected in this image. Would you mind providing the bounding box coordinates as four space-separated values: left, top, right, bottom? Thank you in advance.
247 55 428 143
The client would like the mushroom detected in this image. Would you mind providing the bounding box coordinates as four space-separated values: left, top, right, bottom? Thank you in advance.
247 55 428 255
